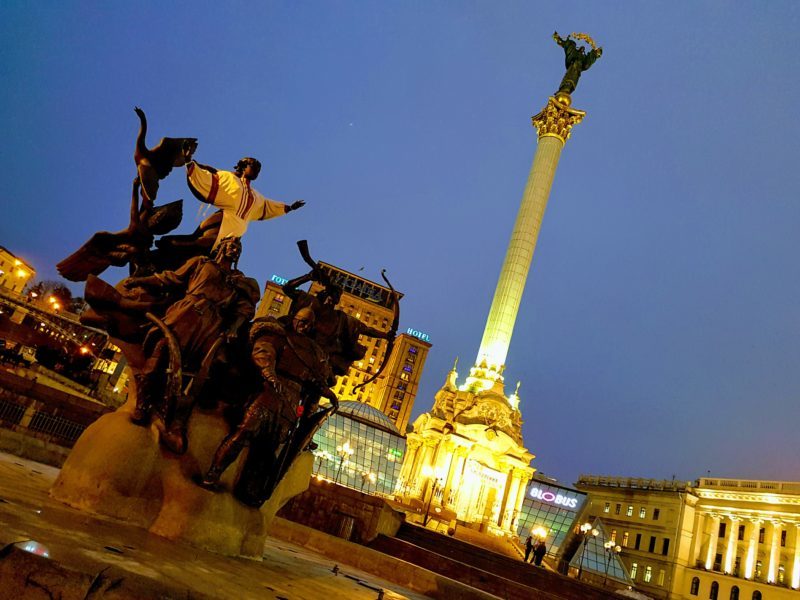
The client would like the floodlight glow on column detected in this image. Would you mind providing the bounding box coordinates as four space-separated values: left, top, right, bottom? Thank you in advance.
467 96 586 393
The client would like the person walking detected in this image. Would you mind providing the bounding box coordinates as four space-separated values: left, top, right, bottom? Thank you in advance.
524 535 534 563
533 540 547 566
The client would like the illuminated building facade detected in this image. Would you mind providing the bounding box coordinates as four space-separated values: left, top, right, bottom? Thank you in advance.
256 264 431 432
311 400 405 496
0 246 35 294
517 475 587 556
576 475 800 599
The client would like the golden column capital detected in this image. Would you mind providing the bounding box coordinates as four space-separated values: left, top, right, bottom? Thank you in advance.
532 96 586 143
406 438 422 451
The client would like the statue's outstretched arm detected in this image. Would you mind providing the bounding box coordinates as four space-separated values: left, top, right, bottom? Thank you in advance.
281 271 314 299
553 31 566 47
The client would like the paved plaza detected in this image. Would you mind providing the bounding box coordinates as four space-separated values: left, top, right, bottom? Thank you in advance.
0 451 433 600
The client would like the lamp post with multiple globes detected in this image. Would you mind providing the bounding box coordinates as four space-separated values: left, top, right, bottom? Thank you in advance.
334 440 354 485
577 522 599 580
603 540 622 584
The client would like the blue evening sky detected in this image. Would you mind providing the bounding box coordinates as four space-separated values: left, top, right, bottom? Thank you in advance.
2 2 799 485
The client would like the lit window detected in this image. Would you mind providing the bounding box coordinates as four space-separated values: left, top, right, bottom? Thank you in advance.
644 566 652 583
657 569 665 586
690 577 699 595
603 502 610 513
639 507 646 519
709 581 718 600
622 532 629 547
778 564 785 583
631 562 638 580
610 530 617 543
626 505 633 517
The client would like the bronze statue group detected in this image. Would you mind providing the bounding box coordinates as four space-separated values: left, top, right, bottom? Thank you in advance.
57 108 397 508
54 33 598 510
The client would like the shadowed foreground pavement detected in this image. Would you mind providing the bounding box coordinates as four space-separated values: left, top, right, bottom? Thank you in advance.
0 451 433 600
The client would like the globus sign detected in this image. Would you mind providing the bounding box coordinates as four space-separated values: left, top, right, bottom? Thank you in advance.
529 486 579 509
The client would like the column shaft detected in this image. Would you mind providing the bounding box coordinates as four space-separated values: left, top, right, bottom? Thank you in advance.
745 521 760 579
475 136 565 374
706 516 720 570
791 525 800 589
724 518 739 574
767 524 781 583
691 513 706 565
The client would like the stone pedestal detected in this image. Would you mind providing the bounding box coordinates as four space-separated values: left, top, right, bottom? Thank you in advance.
50 401 313 557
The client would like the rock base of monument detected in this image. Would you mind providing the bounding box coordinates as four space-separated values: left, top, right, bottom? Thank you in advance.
50 400 312 557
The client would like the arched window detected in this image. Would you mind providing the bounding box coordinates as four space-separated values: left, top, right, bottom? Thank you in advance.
730 586 739 600
710 581 719 600
751 592 762 600
690 577 700 595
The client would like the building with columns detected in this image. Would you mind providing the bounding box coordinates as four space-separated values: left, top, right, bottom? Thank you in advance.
397 364 534 533
575 474 800 599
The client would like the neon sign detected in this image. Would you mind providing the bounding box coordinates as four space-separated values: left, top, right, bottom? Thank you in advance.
529 487 579 509
270 275 288 285
406 328 431 342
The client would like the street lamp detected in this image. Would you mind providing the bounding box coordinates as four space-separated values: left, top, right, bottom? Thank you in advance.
421 465 442 527
577 522 599 580
532 525 548 541
603 540 622 585
334 440 354 485
360 471 376 492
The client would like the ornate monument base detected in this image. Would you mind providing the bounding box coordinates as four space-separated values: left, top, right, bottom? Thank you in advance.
50 400 313 557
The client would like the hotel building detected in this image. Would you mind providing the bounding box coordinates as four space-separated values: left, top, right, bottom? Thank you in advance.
256 263 431 432
575 475 800 599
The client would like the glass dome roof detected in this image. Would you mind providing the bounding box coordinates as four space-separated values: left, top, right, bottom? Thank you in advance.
337 400 402 435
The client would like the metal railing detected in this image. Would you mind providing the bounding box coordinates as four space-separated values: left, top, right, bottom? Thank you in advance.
695 478 800 493
576 475 690 491
0 395 25 424
27 411 86 443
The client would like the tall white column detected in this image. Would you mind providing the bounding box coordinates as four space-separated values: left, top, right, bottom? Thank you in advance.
441 443 457 507
791 525 800 589
724 517 740 574
767 522 781 583
706 515 721 570
500 470 521 529
692 512 707 565
745 520 761 579
469 97 586 389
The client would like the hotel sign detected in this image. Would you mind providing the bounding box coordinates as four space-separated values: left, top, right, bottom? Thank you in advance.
406 328 431 342
270 274 288 286
529 486 579 509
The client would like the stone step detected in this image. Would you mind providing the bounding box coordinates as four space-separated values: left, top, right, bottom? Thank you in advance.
371 524 619 600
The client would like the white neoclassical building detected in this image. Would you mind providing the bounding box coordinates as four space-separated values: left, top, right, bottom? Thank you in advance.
575 475 800 599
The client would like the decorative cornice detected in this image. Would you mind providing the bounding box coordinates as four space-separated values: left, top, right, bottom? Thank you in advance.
532 96 586 143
